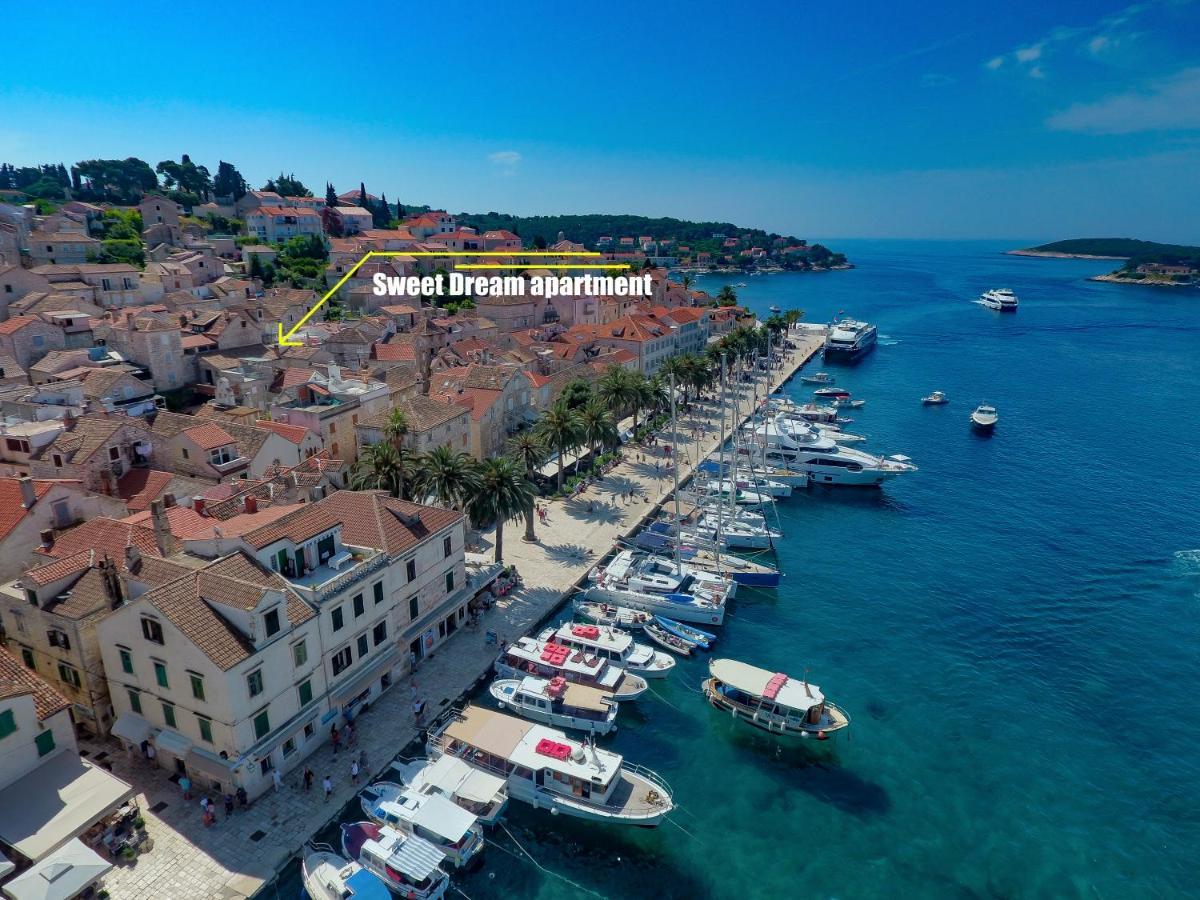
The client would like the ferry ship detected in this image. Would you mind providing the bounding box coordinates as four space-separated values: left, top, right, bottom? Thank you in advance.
823 318 878 363
979 288 1019 311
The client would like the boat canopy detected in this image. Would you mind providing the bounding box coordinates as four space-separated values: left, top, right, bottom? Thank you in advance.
519 676 614 712
383 791 476 842
422 755 506 805
365 827 444 882
709 659 825 712
344 866 392 900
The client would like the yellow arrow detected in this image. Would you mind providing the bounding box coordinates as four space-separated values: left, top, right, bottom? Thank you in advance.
274 249 604 348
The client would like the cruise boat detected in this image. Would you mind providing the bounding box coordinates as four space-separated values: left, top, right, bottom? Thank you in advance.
358 783 485 870
702 659 850 740
387 756 508 828
572 599 652 628
302 846 391 900
339 822 449 900
540 621 675 679
823 318 878 362
749 418 916 487
799 372 834 384
979 288 1019 311
813 386 851 399
490 675 619 735
971 403 998 432
495 635 649 700
428 706 674 826
922 391 948 405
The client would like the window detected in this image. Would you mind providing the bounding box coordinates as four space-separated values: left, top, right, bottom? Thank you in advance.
21 647 35 669
57 663 81 688
209 446 236 465
292 639 307 668
47 629 70 650
264 608 280 637
373 621 387 646
373 582 384 605
108 446 120 461
128 689 142 714
331 647 353 676
353 594 364 618
119 648 134 674
282 737 296 757
304 721 315 739
0 709 16 739
445 570 455 593
298 679 313 706
443 536 452 558
357 634 368 658
197 716 213 744
161 702 176 728
35 730 55 757
331 606 344 631
253 709 270 739
406 560 416 582
190 674 205 701
181 448 189 460
153 661 169 688
141 618 164 644
247 669 263 698
26 589 37 606
408 596 419 621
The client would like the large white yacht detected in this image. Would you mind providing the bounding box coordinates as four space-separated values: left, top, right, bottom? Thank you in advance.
495 635 649 700
583 549 732 625
540 621 675 679
823 318 878 362
750 416 916 486
979 288 1019 311
428 705 674 826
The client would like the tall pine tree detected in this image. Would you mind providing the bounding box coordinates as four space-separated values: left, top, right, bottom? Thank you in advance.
357 182 368 210
325 182 338 207
373 192 391 227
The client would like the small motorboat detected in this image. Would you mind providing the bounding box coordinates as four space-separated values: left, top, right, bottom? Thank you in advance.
572 599 650 629
490 676 619 735
642 620 693 656
302 845 391 900
970 404 998 432
832 397 864 409
358 783 485 870
799 372 834 385
813 386 851 399
654 616 715 650
768 304 782 313
922 391 948 405
340 821 449 900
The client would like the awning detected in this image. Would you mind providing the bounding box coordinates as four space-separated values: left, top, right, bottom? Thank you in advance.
0 752 134 861
332 647 398 706
184 748 236 784
109 713 152 746
152 729 193 757
1 839 111 900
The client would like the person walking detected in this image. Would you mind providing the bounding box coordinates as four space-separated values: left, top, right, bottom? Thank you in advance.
223 792 234 818
323 775 333 802
272 768 283 793
236 786 248 809
330 724 341 755
179 775 192 801
350 760 360 786
303 767 314 792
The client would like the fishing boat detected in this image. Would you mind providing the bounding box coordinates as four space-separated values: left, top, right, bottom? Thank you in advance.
572 599 651 628
979 288 1019 311
358 783 484 870
971 403 998 432
495 635 649 699
302 846 391 900
922 391 948 405
702 659 850 740
386 756 508 828
642 620 694 656
813 386 851 399
490 675 619 735
832 397 865 409
427 705 674 826
339 822 449 900
541 621 675 679
654 616 715 649
799 372 834 384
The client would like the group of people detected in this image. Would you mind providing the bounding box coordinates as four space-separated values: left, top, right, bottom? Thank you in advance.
187 782 248 827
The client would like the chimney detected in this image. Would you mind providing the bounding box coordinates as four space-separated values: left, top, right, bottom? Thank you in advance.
149 499 175 555
243 495 258 514
192 496 206 517
39 529 54 550
101 556 125 610
162 492 176 509
125 541 141 572
19 476 36 509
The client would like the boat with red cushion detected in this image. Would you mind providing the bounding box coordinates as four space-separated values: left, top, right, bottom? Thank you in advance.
702 658 850 740
339 821 448 899
489 674 619 734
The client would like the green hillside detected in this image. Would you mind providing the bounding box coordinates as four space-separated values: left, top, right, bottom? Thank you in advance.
1024 238 1200 266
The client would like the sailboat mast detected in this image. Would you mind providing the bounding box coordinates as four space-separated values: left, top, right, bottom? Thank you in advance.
715 354 728 553
669 370 682 575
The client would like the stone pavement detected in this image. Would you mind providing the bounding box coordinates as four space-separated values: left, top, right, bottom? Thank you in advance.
90 331 822 899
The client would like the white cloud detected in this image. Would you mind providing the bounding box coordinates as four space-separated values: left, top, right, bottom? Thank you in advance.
1088 35 1111 54
1015 43 1044 63
986 56 1005 70
1047 66 1200 133
488 151 521 166
1029 65 1046 79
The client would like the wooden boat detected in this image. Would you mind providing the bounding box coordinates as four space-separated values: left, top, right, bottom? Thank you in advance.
654 616 714 649
489 675 619 735
642 620 693 656
702 658 850 740
358 782 484 870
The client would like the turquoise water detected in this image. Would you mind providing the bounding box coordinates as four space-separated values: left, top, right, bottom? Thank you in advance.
275 241 1200 899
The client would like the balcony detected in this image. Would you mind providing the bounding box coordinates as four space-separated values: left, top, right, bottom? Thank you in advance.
209 453 250 474
284 545 388 604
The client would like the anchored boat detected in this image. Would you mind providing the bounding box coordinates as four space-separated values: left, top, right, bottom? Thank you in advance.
339 822 449 900
702 658 850 740
495 635 649 700
490 675 619 735
301 846 390 900
386 756 508 828
358 783 484 870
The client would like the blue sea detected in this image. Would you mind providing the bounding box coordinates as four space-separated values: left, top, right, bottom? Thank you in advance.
271 241 1200 899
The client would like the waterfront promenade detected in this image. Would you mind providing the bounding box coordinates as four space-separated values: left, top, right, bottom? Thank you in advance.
95 330 823 900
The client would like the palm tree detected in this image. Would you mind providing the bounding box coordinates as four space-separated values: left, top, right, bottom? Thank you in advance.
350 442 403 497
535 400 583 492
411 446 480 510
658 356 687 402
716 285 738 307
680 274 694 292
381 408 414 499
784 308 803 329
645 374 671 419
628 372 655 433
578 400 617 462
467 457 534 563
507 432 548 542
597 366 634 417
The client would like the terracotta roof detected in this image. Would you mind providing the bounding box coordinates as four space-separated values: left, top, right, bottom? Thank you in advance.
371 341 416 362
241 503 343 550
40 517 160 561
0 478 58 541
319 491 462 556
0 646 71 720
255 419 312 444
0 315 45 335
34 416 151 465
183 423 237 451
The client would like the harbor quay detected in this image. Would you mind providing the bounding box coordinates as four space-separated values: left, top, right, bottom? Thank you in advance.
93 331 823 900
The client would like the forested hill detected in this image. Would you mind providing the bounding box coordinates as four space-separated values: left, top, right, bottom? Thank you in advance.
1016 238 1200 265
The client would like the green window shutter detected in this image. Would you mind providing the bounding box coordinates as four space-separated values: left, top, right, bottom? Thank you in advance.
298 680 312 706
162 703 176 728
154 662 168 688
253 710 270 739
35 729 55 757
190 674 205 701
128 690 142 714
119 649 133 674
197 717 213 744
0 709 16 739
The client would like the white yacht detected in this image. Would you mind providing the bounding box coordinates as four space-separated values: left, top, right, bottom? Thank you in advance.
339 822 448 900
688 514 781 551
799 372 834 384
971 403 998 432
387 756 508 828
572 598 652 629
428 706 674 826
302 847 391 900
358 783 484 870
750 417 916 486
823 318 878 362
584 549 732 625
922 391 949 405
703 479 776 506
979 288 1019 311
490 675 619 735
541 621 675 679
495 635 649 700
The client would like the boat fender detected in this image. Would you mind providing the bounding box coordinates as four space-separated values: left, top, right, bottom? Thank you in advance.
550 807 559 815
817 730 829 741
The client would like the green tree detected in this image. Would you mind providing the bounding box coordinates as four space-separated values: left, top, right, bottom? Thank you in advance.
507 432 548 542
558 378 593 411
325 182 338 206
579 400 617 462
535 400 583 492
263 173 311 197
374 192 391 228
350 442 404 497
717 285 738 307
155 154 212 201
73 158 157 203
213 161 247 200
412 446 481 511
467 457 534 563
597 366 635 426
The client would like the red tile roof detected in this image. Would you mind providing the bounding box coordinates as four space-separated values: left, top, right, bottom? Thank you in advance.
40 517 161 561
183 423 236 451
115 469 175 512
0 478 56 542
0 646 71 720
0 315 43 335
255 419 312 444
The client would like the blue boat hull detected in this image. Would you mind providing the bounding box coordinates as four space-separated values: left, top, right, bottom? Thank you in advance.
728 570 782 588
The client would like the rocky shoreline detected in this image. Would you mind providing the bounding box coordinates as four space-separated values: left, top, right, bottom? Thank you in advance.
1006 249 1128 260
1088 272 1196 287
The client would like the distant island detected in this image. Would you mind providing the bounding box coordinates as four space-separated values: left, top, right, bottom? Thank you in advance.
1009 238 1199 287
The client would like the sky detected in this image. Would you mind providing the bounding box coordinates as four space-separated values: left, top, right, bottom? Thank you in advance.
2 0 1199 242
